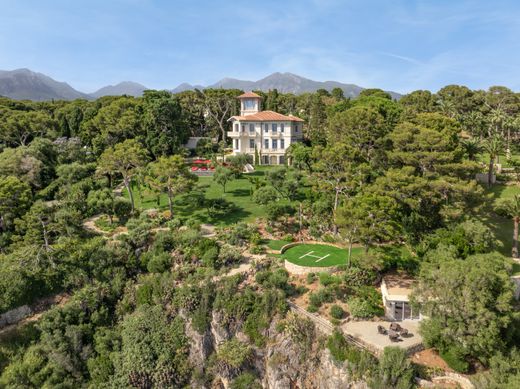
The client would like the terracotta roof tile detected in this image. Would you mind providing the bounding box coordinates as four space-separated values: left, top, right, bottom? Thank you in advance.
229 110 304 122
237 91 262 99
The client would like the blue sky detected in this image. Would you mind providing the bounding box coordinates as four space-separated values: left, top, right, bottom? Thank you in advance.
1 0 519 93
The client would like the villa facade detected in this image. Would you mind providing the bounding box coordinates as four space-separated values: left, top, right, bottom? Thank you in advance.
227 91 304 165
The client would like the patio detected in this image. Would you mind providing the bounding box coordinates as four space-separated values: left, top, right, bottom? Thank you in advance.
341 319 423 354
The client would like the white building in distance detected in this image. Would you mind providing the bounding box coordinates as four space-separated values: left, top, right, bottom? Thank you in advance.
227 92 304 165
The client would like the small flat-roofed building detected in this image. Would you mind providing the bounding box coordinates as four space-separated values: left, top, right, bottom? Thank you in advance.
381 274 421 321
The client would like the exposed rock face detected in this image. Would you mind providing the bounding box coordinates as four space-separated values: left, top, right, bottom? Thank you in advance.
186 310 369 389
264 331 369 389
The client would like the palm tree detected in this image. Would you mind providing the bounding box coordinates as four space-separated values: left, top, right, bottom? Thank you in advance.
496 195 520 258
483 135 504 187
461 138 482 161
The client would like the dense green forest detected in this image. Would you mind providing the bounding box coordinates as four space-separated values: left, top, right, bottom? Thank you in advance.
0 86 519 388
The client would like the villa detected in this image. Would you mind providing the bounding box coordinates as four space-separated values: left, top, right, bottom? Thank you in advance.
227 92 304 165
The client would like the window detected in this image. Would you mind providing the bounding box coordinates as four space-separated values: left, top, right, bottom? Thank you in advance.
280 139 285 149
272 123 277 132
264 123 269 133
234 139 239 149
249 123 255 133
241 125 245 132
280 123 285 133
262 155 269 165
272 139 278 149
234 123 239 132
243 99 255 110
279 156 285 165
294 124 298 132
249 139 255 149
264 139 269 149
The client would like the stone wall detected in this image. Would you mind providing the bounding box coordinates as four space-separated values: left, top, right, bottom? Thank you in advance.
284 260 336 275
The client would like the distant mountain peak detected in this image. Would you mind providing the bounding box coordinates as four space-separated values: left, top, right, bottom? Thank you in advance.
90 81 148 98
0 68 89 101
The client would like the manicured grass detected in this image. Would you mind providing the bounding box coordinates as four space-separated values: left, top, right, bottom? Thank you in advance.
282 243 362 267
124 166 294 226
478 184 520 256
477 153 520 168
266 239 292 251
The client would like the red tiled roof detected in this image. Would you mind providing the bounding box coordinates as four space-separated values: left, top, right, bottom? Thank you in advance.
237 91 262 99
229 110 304 122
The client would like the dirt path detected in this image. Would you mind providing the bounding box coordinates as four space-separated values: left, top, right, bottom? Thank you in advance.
83 214 106 235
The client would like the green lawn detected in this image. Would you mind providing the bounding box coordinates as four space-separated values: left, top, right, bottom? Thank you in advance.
282 243 361 267
265 239 292 251
477 153 520 168
478 183 520 256
512 262 520 276
124 166 293 226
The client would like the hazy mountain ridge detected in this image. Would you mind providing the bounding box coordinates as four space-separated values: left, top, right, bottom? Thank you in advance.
175 72 401 99
90 81 148 98
0 69 89 101
0 69 402 101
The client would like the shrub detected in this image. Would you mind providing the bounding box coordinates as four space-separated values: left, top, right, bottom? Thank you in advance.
307 304 319 313
373 347 415 389
306 272 316 284
440 348 469 373
319 272 340 286
113 197 132 223
230 372 261 389
330 305 345 320
201 246 220 268
252 186 279 205
343 266 377 287
348 297 381 319
146 252 172 273
326 330 349 362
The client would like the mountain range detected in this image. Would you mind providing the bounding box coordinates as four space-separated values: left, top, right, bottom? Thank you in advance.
0 69 401 101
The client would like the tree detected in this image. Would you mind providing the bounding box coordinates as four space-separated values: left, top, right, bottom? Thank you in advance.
285 142 313 171
483 135 504 187
331 87 345 100
495 194 520 258
226 154 251 178
147 155 197 217
327 105 387 164
142 90 190 157
461 137 482 161
413 252 516 363
87 188 115 223
201 88 241 142
311 144 365 233
339 193 399 252
97 139 149 212
0 176 32 232
0 110 57 147
213 166 233 193
265 167 302 201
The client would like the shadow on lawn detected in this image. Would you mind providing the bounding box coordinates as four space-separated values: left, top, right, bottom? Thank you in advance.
230 188 252 197
478 183 512 256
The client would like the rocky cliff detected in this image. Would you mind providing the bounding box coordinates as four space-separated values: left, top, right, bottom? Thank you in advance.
184 310 369 389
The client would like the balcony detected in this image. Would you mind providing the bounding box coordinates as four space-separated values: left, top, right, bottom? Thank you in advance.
260 148 285 154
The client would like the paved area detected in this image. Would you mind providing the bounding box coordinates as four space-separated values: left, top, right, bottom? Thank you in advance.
341 319 422 352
